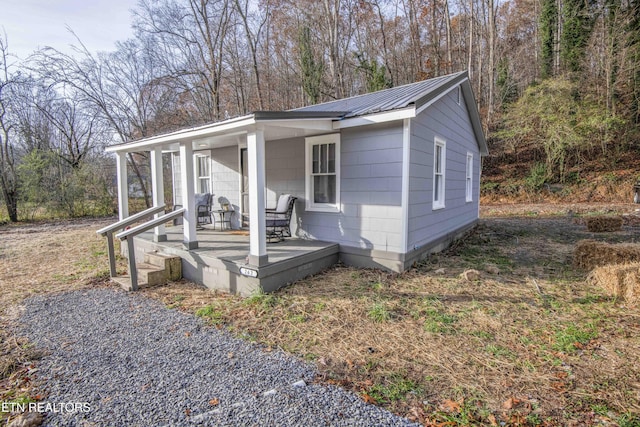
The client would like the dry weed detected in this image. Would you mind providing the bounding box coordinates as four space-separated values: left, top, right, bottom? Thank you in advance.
2 211 640 426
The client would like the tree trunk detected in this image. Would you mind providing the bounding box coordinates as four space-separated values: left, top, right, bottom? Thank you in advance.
445 0 453 74
487 0 496 125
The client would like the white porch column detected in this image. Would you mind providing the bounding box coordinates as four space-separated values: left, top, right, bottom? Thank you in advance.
247 129 267 266
150 147 166 242
116 152 129 221
179 142 198 249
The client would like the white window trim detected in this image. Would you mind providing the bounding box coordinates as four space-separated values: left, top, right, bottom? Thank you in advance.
195 153 211 194
432 137 446 210
305 133 341 213
466 152 473 202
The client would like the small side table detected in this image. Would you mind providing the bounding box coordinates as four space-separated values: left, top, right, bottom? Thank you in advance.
213 210 232 230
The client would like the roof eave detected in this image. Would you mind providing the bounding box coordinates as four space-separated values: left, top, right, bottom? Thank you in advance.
413 72 489 156
333 106 416 129
105 114 257 154
105 111 349 154
414 71 468 111
460 80 489 156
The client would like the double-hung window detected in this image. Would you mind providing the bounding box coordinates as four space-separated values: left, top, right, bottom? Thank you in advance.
306 134 340 212
195 154 211 194
466 152 473 202
433 138 446 210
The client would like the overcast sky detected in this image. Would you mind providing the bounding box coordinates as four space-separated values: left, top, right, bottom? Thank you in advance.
1 0 135 60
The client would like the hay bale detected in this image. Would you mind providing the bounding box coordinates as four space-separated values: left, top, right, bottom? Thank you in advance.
589 263 640 305
586 216 623 232
573 239 640 270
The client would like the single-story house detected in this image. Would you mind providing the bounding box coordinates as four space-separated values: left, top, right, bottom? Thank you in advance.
105 70 488 295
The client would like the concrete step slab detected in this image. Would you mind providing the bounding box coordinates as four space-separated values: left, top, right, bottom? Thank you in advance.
143 252 182 281
137 262 167 286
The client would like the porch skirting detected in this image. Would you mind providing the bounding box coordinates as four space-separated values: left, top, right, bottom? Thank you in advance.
125 221 476 295
131 235 339 296
338 219 478 272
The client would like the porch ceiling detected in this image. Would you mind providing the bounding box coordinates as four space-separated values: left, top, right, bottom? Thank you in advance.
106 111 347 154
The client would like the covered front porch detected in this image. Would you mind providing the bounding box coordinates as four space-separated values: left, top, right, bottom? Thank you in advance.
131 225 339 295
106 111 345 293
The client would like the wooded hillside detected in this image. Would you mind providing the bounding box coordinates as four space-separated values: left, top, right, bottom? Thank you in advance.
2 0 640 221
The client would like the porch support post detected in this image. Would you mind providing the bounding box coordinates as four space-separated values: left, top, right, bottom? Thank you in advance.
179 142 198 249
150 147 166 242
116 152 129 221
247 128 267 266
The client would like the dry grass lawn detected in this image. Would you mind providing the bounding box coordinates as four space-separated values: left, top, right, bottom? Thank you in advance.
2 209 640 426
0 218 116 423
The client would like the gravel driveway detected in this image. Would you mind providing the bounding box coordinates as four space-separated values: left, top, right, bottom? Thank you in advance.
18 288 418 426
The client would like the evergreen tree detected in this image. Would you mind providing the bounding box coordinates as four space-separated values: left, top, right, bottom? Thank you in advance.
355 54 391 93
627 0 640 123
540 0 558 78
298 26 324 105
560 0 597 74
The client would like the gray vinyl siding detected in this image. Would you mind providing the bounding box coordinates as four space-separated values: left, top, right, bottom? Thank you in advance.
407 86 481 251
209 146 241 228
265 138 306 235
265 138 306 207
172 153 182 206
301 123 404 253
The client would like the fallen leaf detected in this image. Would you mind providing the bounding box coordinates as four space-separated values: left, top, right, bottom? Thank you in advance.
361 393 377 404
209 398 219 406
407 406 425 422
184 332 191 337
502 397 522 410
550 381 567 393
184 409 191 416
441 399 461 413
501 378 514 387
555 371 568 379
487 414 499 426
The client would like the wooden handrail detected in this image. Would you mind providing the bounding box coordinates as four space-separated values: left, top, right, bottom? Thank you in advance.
96 204 170 286
96 205 167 237
116 208 185 291
116 208 185 241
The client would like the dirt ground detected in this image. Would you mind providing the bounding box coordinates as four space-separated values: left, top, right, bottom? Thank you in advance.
2 206 640 426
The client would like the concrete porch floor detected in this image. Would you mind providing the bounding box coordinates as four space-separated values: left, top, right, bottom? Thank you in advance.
130 225 340 295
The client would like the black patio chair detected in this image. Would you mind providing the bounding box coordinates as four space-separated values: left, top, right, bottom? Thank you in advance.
265 195 297 242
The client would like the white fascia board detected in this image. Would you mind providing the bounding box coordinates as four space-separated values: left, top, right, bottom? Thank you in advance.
263 119 335 131
105 114 256 153
332 107 416 129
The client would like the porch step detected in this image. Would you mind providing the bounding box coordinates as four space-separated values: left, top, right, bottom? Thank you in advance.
113 252 182 291
144 252 182 281
111 275 143 291
137 262 168 286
